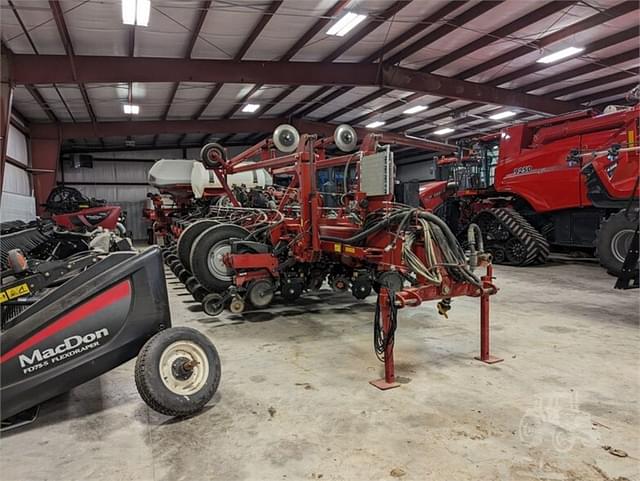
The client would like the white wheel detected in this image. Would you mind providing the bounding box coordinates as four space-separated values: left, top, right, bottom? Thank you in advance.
159 341 210 396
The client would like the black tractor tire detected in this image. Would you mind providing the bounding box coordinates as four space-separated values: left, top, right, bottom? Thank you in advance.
135 327 221 417
190 224 250 292
177 220 219 272
596 209 639 276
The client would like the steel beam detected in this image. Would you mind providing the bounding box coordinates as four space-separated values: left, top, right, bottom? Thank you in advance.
163 0 212 124
285 1 466 121
31 137 61 216
419 1 574 73
30 118 290 140
11 57 579 114
455 1 638 80
1 47 13 188
262 0 413 115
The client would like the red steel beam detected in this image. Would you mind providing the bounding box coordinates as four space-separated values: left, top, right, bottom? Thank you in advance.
218 0 283 119
314 0 504 122
293 119 457 153
49 0 99 142
262 0 413 116
163 0 212 127
520 48 639 93
30 118 289 140
10 57 579 114
284 1 468 121
419 1 574 73
487 26 639 87
546 67 640 99
455 1 638 80
25 85 58 122
243 0 350 118
317 1 636 126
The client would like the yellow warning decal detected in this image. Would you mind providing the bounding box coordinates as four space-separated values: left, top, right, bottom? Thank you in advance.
628 130 636 147
334 243 342 253
6 283 30 300
344 246 356 254
0 292 8 304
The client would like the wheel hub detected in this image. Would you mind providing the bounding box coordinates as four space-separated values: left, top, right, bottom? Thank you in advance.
207 242 232 281
171 356 197 381
611 229 635 263
159 341 209 396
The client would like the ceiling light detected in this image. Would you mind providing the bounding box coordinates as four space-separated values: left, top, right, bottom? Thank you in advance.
242 103 260 113
403 105 428 115
433 127 454 135
122 0 150 27
365 121 385 129
326 12 367 37
489 110 516 120
536 46 583 64
123 104 139 115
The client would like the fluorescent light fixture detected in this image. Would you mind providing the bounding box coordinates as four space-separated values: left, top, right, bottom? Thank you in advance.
489 110 516 120
536 46 583 64
365 121 385 129
123 104 139 115
122 0 150 26
326 12 367 37
433 127 454 135
403 105 428 115
242 103 260 113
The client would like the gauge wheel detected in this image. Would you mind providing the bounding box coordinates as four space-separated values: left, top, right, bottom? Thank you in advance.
135 327 221 417
202 293 225 317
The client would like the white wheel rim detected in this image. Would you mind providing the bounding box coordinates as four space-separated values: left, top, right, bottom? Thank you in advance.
611 229 634 263
207 242 232 281
159 341 209 396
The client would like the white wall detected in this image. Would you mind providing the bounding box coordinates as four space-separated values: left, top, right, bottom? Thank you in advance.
1 124 35 222
59 146 252 239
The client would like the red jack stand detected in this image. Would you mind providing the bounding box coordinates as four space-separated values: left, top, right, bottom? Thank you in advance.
474 264 503 364
370 289 401 390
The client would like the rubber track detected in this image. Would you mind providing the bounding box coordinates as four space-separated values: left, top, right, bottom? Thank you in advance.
473 208 550 266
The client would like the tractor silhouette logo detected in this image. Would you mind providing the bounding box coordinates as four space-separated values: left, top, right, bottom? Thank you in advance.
518 391 600 453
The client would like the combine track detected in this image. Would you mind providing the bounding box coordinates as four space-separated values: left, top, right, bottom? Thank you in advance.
471 208 550 266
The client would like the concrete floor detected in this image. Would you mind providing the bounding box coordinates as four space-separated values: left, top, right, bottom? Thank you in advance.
1 260 638 481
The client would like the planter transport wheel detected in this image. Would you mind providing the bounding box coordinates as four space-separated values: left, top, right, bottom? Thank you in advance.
135 327 221 417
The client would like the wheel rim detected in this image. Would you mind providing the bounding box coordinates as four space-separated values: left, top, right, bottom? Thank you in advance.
207 241 232 281
611 229 635 263
159 341 209 396
505 238 527 264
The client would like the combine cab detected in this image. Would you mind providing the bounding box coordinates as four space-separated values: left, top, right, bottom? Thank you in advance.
421 106 640 274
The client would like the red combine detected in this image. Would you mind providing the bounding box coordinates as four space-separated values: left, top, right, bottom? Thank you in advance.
420 106 640 274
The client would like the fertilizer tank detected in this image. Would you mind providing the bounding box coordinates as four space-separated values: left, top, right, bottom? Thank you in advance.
148 159 272 197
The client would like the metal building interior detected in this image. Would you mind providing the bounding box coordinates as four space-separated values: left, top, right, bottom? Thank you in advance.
0 1 638 480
